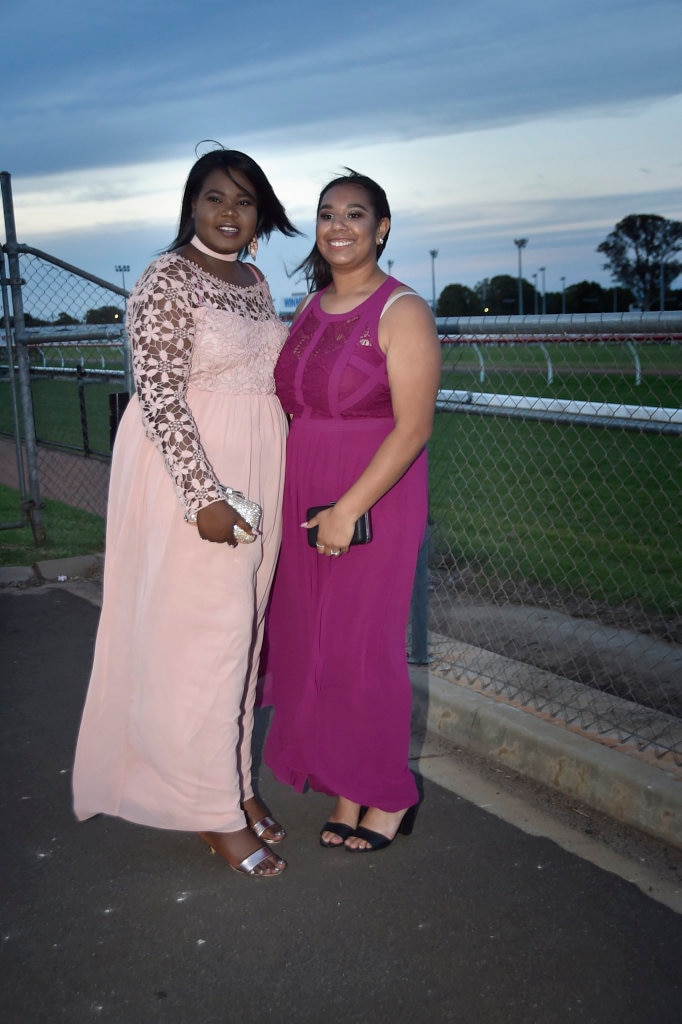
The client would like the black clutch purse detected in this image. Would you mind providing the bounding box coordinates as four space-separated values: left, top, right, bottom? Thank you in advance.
306 504 373 547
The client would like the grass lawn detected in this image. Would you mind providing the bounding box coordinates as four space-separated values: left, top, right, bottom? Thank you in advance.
0 483 105 566
428 412 682 617
0 378 128 455
440 341 682 408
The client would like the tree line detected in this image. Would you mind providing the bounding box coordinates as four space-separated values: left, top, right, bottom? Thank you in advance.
20 306 124 327
437 214 682 317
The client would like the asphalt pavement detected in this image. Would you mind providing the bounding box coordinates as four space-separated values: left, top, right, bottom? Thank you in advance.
2 581 682 1024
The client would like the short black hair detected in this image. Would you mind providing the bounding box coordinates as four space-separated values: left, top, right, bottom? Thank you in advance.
167 148 300 256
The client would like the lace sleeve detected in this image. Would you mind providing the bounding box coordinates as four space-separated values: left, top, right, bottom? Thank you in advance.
126 256 224 519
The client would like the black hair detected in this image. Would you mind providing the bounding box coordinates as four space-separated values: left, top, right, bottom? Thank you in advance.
166 148 300 256
295 169 392 291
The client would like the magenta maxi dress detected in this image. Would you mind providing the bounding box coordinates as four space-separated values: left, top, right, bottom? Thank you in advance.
73 254 287 832
263 277 426 812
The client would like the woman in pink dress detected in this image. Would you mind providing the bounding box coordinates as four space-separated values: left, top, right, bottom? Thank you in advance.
73 149 298 878
263 171 441 851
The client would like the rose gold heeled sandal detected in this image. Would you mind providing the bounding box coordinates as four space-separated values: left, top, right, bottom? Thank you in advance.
198 831 286 878
249 815 287 844
241 800 287 844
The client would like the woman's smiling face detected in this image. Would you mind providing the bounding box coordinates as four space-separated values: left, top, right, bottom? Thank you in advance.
191 168 258 254
316 183 390 270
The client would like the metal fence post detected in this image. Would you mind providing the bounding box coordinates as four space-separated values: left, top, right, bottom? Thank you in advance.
1 170 45 542
76 366 91 455
0 247 29 529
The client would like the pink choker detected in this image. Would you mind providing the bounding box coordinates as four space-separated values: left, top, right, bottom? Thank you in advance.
190 234 239 261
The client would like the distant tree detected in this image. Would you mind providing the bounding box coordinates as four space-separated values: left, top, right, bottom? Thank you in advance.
55 311 80 326
668 286 682 311
563 280 613 314
538 290 560 315
85 305 125 324
597 214 682 311
437 284 482 317
22 313 51 327
474 275 519 315
609 285 636 312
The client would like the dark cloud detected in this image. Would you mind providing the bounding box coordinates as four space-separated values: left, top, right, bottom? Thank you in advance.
4 1 680 304
4 0 681 177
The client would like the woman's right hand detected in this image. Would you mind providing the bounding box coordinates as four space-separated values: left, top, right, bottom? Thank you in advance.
196 500 254 546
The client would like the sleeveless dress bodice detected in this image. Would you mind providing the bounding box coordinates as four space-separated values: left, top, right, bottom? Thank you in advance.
274 277 398 420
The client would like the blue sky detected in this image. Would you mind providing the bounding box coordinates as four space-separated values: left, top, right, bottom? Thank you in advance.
3 0 681 310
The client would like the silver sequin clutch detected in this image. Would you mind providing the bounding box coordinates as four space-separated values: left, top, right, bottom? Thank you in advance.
188 486 262 544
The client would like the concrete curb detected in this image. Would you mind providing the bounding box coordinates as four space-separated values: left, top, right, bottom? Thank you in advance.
0 564 35 584
410 665 682 851
0 553 104 586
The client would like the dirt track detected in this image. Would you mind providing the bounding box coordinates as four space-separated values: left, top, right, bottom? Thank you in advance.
0 436 108 517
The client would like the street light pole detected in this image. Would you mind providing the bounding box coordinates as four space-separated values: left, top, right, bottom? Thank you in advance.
538 266 546 314
387 259 394 276
429 249 438 314
115 264 130 292
560 276 566 314
514 238 528 315
532 273 538 314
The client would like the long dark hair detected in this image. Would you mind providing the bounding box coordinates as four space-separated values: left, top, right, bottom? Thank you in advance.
295 169 391 291
166 148 300 257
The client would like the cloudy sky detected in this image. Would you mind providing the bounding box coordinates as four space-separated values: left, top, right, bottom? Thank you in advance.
3 0 681 310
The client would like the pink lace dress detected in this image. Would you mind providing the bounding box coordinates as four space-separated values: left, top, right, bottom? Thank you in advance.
73 253 288 832
263 277 425 812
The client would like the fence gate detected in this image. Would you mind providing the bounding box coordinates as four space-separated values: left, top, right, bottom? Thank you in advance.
1 170 131 538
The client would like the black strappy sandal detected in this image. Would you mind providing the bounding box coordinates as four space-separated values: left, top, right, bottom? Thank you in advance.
319 821 356 848
344 804 418 853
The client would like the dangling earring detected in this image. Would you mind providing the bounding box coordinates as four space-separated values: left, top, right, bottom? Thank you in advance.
248 235 259 260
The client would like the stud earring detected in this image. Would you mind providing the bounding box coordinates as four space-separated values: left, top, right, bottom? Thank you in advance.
248 236 259 259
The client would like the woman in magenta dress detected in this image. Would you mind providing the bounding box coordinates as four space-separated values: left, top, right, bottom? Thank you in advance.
73 149 299 878
263 171 441 851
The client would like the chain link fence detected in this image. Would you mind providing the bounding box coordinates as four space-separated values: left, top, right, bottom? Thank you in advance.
424 314 682 768
2 200 131 528
1 252 130 520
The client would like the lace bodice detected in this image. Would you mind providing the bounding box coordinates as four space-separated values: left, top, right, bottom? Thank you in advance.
126 252 288 518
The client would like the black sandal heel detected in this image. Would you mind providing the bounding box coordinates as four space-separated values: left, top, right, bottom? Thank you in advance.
398 802 419 836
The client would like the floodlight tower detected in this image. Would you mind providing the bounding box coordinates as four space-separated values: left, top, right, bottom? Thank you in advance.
115 264 130 292
514 238 528 315
429 249 438 314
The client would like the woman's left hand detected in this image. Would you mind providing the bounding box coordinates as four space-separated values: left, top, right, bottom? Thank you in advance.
304 505 355 557
197 500 252 546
